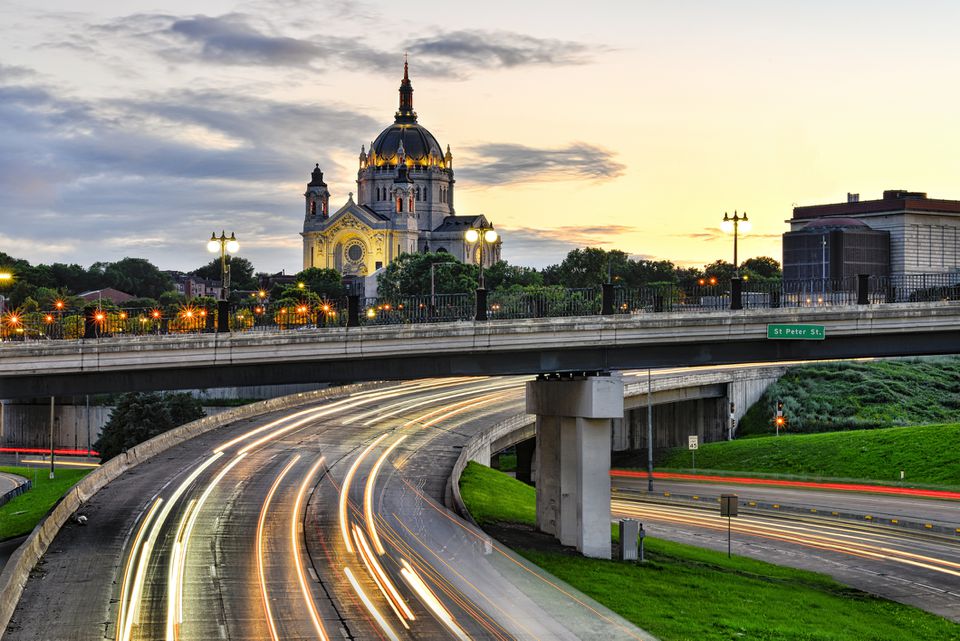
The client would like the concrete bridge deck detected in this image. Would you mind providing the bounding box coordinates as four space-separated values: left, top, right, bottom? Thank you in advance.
0 302 956 398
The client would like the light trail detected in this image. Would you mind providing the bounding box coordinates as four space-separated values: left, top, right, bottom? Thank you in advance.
351 525 415 626
399 559 471 641
215 383 435 454
363 434 408 555
291 456 331 641
257 455 302 641
611 469 960 500
400 390 516 430
19 458 100 468
344 567 401 641
168 452 248 640
115 497 163 641
119 452 223 641
165 498 196 641
614 500 960 578
356 380 520 427
339 433 390 554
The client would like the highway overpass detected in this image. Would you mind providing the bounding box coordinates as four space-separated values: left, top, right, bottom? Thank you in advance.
1 302 959 398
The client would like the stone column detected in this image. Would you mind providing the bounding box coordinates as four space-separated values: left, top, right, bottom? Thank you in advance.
527 373 624 559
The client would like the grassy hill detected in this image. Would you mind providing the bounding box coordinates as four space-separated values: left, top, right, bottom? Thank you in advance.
657 423 960 486
739 358 960 436
459 462 959 641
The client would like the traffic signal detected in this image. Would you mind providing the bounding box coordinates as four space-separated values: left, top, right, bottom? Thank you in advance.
775 415 786 428
776 399 784 416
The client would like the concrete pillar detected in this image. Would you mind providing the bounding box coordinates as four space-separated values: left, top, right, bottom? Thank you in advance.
527 373 624 559
515 438 535 485
535 415 561 536
576 417 612 557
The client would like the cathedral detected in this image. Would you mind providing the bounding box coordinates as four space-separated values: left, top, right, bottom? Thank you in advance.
301 61 502 294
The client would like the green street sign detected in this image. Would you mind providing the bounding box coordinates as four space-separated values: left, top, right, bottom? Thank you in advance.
767 324 825 340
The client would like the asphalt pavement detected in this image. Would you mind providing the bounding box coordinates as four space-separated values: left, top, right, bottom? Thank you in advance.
4 377 648 641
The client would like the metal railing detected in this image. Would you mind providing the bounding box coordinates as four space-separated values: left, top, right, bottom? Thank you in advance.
3 272 960 342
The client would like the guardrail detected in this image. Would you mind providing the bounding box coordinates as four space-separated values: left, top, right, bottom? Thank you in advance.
3 273 960 342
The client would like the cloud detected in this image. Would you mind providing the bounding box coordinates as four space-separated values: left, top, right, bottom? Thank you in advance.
81 12 600 78
406 30 597 68
460 142 625 186
683 231 782 241
0 72 379 273
168 15 328 67
498 225 647 268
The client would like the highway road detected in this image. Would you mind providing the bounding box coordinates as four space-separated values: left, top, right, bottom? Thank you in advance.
6 366 960 638
611 478 960 622
5 377 647 641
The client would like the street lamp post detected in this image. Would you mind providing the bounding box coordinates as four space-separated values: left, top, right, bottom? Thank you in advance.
720 211 751 310
465 226 499 321
0 271 11 315
207 231 240 332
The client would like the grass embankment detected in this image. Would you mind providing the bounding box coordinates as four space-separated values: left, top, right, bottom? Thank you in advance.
657 423 960 487
460 461 960 641
0 466 92 540
739 358 960 435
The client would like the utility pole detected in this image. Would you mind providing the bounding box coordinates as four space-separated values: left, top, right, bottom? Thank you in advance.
647 369 654 492
49 396 55 479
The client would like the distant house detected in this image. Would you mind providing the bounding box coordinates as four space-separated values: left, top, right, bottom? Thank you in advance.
77 288 136 304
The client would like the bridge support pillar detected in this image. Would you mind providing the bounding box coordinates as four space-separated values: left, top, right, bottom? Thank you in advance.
527 372 624 559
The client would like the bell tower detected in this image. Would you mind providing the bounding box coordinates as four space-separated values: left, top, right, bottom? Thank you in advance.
305 164 329 219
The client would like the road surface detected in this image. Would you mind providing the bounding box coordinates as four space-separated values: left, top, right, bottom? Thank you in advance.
612 477 960 622
5 377 648 641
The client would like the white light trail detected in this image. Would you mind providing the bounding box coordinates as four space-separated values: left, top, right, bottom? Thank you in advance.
344 567 401 641
291 456 331 641
399 559 471 641
339 433 390 554
257 455 302 641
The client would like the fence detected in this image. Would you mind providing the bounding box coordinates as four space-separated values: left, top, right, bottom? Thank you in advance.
3 273 960 342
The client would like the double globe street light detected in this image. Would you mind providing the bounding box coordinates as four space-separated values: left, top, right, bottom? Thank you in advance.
720 211 751 310
207 231 240 332
465 226 499 320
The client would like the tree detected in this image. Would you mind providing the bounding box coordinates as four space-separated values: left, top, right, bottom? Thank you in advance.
741 256 782 281
94 392 205 462
483 261 543 291
702 260 737 285
191 256 258 291
99 258 174 299
377 252 478 298
542 248 629 288
294 268 346 299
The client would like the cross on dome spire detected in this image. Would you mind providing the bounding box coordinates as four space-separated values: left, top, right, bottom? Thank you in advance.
395 55 417 124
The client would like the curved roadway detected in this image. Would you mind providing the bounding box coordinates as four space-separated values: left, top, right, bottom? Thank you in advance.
5 377 647 641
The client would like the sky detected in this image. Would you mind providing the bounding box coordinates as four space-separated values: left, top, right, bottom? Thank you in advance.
2 0 960 274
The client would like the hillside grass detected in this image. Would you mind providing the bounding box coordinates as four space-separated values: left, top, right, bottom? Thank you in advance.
459 462 959 641
739 357 960 435
657 423 960 486
0 466 92 540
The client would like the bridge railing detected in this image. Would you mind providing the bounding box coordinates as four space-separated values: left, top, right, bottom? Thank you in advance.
4 272 960 342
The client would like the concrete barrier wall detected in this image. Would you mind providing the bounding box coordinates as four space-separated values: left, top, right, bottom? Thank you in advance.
449 413 534 524
0 476 30 510
0 380 395 638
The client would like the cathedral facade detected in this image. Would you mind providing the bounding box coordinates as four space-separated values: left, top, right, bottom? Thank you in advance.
301 62 501 293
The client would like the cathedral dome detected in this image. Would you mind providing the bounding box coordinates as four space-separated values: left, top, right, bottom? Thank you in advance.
367 59 446 168
371 123 442 166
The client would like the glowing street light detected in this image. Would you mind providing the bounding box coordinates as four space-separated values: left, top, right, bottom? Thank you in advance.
206 231 239 332
464 226 498 289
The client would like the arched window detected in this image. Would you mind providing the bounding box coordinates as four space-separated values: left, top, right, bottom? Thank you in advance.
309 200 316 216
397 197 403 213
